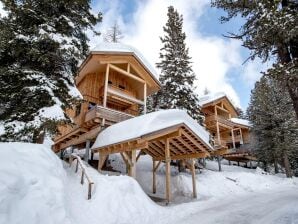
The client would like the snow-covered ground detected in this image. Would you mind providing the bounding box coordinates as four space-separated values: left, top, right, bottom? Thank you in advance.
1 143 297 224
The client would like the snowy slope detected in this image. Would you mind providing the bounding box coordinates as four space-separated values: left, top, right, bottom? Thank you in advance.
0 143 70 224
1 143 297 224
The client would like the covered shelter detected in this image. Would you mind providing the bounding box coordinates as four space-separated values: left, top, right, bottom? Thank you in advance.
91 109 214 203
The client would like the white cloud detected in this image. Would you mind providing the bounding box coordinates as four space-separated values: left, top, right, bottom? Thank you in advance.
241 59 271 88
91 0 245 107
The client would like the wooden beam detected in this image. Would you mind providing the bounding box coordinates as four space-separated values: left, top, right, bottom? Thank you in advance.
176 137 196 153
128 150 136 178
191 159 197 198
103 64 110 107
98 153 107 171
216 121 221 145
170 139 187 154
231 129 236 148
109 63 145 84
140 126 181 143
154 152 209 161
152 160 157 194
144 83 147 114
165 138 171 204
121 152 133 166
136 150 143 162
181 129 208 153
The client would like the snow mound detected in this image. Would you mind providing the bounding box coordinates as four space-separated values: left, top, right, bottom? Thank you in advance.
92 109 212 150
0 143 70 224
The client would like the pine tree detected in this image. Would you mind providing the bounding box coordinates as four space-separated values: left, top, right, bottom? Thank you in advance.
247 76 298 177
211 0 298 120
103 21 123 43
236 107 246 119
0 0 102 142
153 6 202 122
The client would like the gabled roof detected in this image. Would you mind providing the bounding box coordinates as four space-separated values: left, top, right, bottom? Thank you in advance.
91 42 159 80
91 109 213 153
199 92 239 116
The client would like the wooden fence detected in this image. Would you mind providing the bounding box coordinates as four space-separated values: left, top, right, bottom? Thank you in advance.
69 154 94 200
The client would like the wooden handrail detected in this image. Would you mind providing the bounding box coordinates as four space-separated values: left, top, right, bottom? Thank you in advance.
69 154 94 200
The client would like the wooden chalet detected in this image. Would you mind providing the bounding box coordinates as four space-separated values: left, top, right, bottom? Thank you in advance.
52 43 160 152
199 93 256 165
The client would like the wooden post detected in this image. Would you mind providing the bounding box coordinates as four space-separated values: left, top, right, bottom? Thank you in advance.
143 83 147 114
217 155 222 172
239 128 243 144
216 122 221 145
231 129 236 149
102 64 110 127
152 160 156 194
103 64 110 107
88 183 92 200
128 150 136 178
98 152 103 172
75 159 79 173
165 138 171 204
81 170 84 184
84 140 91 162
191 159 197 198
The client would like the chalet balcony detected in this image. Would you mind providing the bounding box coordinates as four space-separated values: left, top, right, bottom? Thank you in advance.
85 105 135 127
205 114 234 129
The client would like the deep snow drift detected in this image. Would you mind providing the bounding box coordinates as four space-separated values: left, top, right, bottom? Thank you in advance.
0 143 297 224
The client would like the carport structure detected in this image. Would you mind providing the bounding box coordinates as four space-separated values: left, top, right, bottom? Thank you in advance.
92 109 214 203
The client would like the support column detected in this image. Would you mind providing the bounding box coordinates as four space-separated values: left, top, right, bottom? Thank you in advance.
191 159 197 199
217 155 222 172
84 140 91 162
143 83 147 114
102 64 110 127
128 150 136 178
231 129 236 149
216 122 221 145
239 128 243 144
165 138 171 204
152 160 156 194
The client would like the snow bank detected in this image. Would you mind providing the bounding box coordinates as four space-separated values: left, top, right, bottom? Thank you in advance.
91 42 159 79
92 109 212 150
0 143 70 224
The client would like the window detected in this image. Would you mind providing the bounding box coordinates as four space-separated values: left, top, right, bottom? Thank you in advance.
88 102 96 110
75 104 81 117
118 84 125 90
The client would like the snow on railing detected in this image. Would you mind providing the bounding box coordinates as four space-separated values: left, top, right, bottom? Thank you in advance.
69 154 94 200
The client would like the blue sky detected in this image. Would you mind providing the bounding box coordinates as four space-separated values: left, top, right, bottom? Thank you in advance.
90 0 266 110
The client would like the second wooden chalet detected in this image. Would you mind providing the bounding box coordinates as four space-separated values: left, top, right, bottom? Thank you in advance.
199 93 256 164
52 43 161 152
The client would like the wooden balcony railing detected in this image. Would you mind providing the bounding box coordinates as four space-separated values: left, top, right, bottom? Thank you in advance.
85 105 135 124
205 114 234 127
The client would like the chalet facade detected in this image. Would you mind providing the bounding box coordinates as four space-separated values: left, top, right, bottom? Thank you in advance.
199 93 255 163
52 43 160 152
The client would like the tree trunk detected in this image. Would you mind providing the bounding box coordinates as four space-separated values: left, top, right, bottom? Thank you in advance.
286 80 298 120
274 158 279 174
283 151 293 178
178 160 186 172
32 128 45 144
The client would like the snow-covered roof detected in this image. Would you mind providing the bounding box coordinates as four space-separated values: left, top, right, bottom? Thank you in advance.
91 109 212 150
198 92 228 106
230 118 252 127
91 42 159 80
